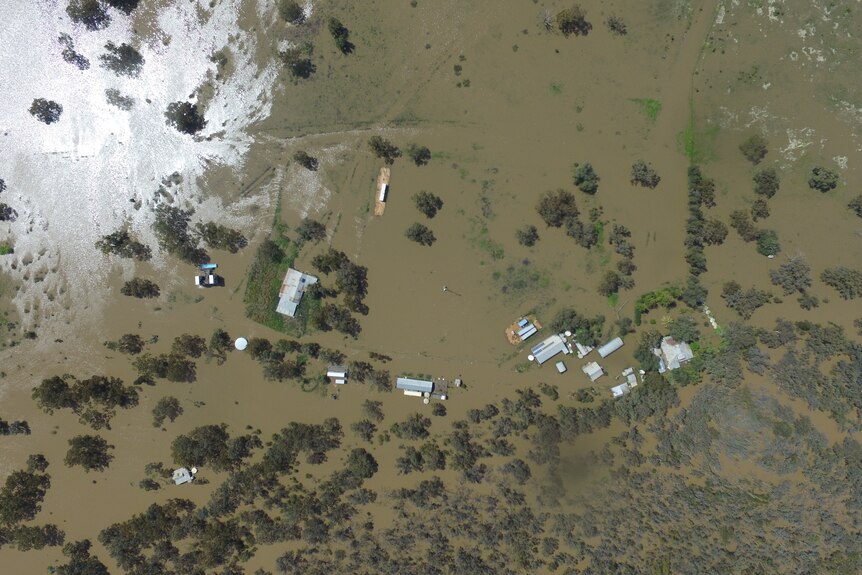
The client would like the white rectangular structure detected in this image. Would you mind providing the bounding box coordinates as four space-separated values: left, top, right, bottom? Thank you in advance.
378 183 389 202
555 361 567 374
531 334 570 365
403 390 423 397
396 377 434 393
575 342 593 359
582 361 604 382
597 337 624 358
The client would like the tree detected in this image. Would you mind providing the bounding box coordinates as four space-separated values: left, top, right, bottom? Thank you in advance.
280 47 315 79
105 0 139 13
756 229 780 256
328 17 354 54
630 160 660 188
209 329 232 363
295 217 327 245
350 420 377 442
57 539 110 575
292 150 318 170
115 333 144 355
668 315 699 343
821 267 862 299
808 166 839 192
278 0 304 23
95 229 151 261
363 400 384 422
152 205 208 263
549 307 605 346
597 270 623 296
345 448 378 479
516 225 539 247
848 195 862 218
0 468 51 524
32 376 76 413
769 258 811 294
406 144 432 166
29 98 63 124
753 168 780 198
536 189 578 227
729 210 759 242
606 15 627 35
573 162 600 194
152 396 183 427
65 435 113 472
702 219 728 246
413 191 443 218
721 281 771 319
368 136 401 165
195 222 247 253
634 330 662 372
172 334 207 358
165 101 206 135
739 134 768 164
556 5 592 37
405 223 436 246
751 198 770 221
171 424 231 470
66 0 110 30
121 278 160 298
99 42 143 77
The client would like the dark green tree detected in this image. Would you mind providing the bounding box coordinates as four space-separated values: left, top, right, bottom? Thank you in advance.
406 144 432 166
165 101 206 135
556 5 592 36
280 46 316 79
0 468 51 524
65 435 114 472
278 0 304 23
630 160 660 188
195 222 247 253
120 277 160 298
413 191 443 218
516 225 539 246
346 448 378 479
152 396 183 427
57 539 110 575
702 219 728 245
95 229 151 260
751 198 770 221
368 136 401 165
668 314 699 343
756 229 780 257
808 166 839 192
405 223 436 246
739 134 768 164
327 17 354 54
753 168 780 198
536 188 578 227
29 98 63 124
172 334 207 358
573 162 600 194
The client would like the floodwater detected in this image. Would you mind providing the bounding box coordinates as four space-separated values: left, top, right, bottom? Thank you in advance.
1 0 860 572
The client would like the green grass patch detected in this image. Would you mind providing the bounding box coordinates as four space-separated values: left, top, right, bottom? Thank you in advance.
607 293 619 308
467 217 504 260
631 98 662 123
493 262 551 301
243 224 300 334
0 242 12 255
550 83 563 95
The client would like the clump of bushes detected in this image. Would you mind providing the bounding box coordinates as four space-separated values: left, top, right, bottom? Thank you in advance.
121 278 160 299
739 134 768 164
368 136 401 165
95 229 151 261
630 160 660 188
405 223 436 246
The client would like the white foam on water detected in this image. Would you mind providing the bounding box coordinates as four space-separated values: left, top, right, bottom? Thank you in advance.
0 0 279 335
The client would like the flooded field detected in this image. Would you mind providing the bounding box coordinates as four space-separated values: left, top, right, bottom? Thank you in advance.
1 0 861 573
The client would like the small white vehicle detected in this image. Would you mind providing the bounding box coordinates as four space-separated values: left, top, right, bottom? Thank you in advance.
195 273 217 287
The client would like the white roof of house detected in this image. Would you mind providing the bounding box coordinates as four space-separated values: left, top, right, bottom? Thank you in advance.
655 336 695 372
582 361 604 382
611 383 632 398
555 361 567 373
531 334 570 364
173 467 193 485
276 268 318 317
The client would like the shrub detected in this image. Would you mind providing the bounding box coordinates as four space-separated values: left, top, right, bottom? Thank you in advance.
808 166 839 192
194 222 247 253
405 223 436 246
99 42 143 77
280 46 316 79
556 5 592 37
630 160 660 188
516 225 539 246
65 435 114 472
413 191 443 218
406 144 432 166
164 101 206 135
820 267 862 300
755 229 780 257
848 195 862 218
769 258 811 295
29 98 63 124
278 0 304 23
368 136 401 164
66 0 110 30
606 15 627 36
573 162 600 194
95 229 151 261
753 168 779 198
536 189 579 227
327 17 354 54
120 278 160 299
739 134 768 164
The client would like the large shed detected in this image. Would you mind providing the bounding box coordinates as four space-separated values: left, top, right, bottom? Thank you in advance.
531 334 570 365
597 337 624 358
396 377 434 394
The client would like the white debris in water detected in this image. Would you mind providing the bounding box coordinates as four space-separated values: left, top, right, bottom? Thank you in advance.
832 156 848 170
780 127 815 162
0 1 279 334
715 5 726 25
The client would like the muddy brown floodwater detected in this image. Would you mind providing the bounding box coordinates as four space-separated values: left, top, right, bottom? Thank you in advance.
2 0 861 573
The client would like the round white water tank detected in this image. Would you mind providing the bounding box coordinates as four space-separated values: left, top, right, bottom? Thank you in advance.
235 337 248 351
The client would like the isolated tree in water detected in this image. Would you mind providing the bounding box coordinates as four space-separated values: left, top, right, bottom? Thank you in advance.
630 160 660 188
808 166 839 192
29 98 63 125
368 136 401 165
66 0 110 31
293 150 319 171
165 101 206 135
65 435 114 472
573 162 600 194
405 223 436 246
516 225 539 247
753 168 780 198
556 5 592 37
406 143 432 166
739 134 768 165
413 191 443 218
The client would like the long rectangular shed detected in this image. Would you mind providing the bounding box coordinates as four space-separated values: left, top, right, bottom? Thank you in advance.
597 337 624 358
396 377 434 394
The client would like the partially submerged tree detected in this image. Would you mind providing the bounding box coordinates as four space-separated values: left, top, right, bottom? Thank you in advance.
753 168 780 198
29 98 63 125
292 150 318 171
278 0 305 23
194 222 247 253
721 281 771 319
756 229 780 257
121 278 160 299
327 17 354 54
702 219 728 246
368 136 401 165
65 435 114 472
56 539 110 575
768 258 811 295
412 191 443 218
536 189 578 227
99 42 144 77
808 166 839 192
556 5 592 37
516 225 539 247
405 223 436 246
295 217 327 244
164 101 206 135
751 198 770 221
606 15 627 36
848 195 862 218
630 160 660 188
66 0 110 30
152 396 183 427
573 162 600 194
406 144 432 166
280 46 316 79
821 266 862 299
95 229 151 261
739 134 768 164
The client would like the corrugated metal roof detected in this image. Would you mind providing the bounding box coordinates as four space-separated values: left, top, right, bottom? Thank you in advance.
534 336 569 364
597 337 624 358
276 269 318 317
396 377 434 393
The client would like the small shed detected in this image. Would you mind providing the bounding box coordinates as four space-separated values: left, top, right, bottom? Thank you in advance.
173 467 193 485
597 337 624 358
582 361 604 382
378 183 389 202
611 383 633 398
555 361 567 374
327 365 348 385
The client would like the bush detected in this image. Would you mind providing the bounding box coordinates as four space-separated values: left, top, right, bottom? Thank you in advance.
573 162 600 194
65 435 114 472
556 5 592 37
406 144 432 166
820 267 862 299
95 230 151 261
195 222 247 253
516 225 539 247
769 258 811 295
536 189 578 227
368 136 401 164
756 229 780 257
120 278 160 299
99 42 143 77
606 15 627 36
739 134 768 164
848 195 862 218
165 101 206 135
328 17 354 54
405 223 436 246
66 0 110 30
152 396 183 427
808 166 839 192
753 168 779 198
278 0 304 23
280 46 316 79
630 160 660 188
413 191 443 218
29 98 63 124
292 150 318 170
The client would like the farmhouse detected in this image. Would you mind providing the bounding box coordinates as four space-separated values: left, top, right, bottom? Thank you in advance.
654 336 694 373
276 268 318 317
530 334 571 365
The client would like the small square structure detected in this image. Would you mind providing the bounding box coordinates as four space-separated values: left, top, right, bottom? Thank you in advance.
327 365 348 385
173 467 193 485
276 268 318 317
582 361 604 382
555 361 567 374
